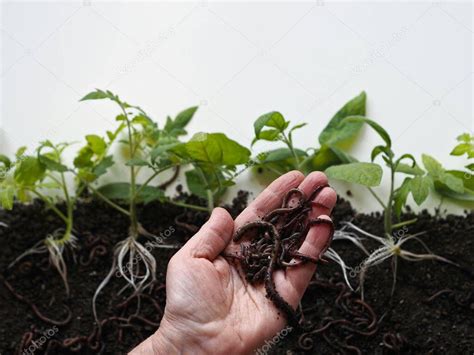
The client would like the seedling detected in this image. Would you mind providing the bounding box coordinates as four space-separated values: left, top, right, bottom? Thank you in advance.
79 89 201 321
251 92 366 175
326 117 463 298
434 132 474 202
0 142 76 295
171 132 251 212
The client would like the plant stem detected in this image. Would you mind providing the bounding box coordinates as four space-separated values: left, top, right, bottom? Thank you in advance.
58 171 73 244
384 165 395 238
196 166 214 213
134 165 174 198
167 200 210 212
282 132 300 168
121 104 139 238
86 182 131 216
392 218 417 229
31 190 68 223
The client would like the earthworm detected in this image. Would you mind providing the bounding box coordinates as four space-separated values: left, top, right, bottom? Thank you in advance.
2 277 72 326
174 213 200 234
158 165 180 189
79 244 108 266
225 184 334 326
382 332 407 351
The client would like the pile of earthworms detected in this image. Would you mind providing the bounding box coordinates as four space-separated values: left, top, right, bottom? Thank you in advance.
297 277 379 355
224 184 335 326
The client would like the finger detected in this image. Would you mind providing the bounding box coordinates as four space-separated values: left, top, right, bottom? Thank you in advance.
282 189 337 304
179 207 234 260
234 170 304 230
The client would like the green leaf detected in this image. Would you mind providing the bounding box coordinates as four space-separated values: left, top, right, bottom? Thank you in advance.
172 106 198 130
254 112 288 138
259 148 307 163
466 163 474 171
15 147 27 158
410 175 432 205
185 169 208 199
80 89 109 101
175 132 250 166
434 170 474 202
14 157 46 187
0 155 11 170
150 142 180 161
86 135 107 155
371 145 391 162
0 185 14 210
318 92 366 146
325 162 383 187
457 133 471 143
343 116 391 148
393 178 412 218
327 146 357 164
74 147 94 168
254 129 280 143
439 172 464 193
310 146 343 171
395 163 425 175
450 143 470 156
290 123 307 133
125 158 149 166
97 182 163 203
38 155 68 172
93 155 114 177
422 154 444 178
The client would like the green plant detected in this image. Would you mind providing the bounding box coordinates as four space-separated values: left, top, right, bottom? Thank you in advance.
251 92 366 176
325 117 461 298
0 142 76 294
171 132 251 212
434 133 474 202
79 89 202 321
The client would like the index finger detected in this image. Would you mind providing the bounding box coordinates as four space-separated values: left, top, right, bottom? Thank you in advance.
234 170 305 230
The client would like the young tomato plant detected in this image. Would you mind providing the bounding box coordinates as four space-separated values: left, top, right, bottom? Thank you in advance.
251 92 366 175
171 132 251 212
0 142 77 295
325 117 461 298
79 89 199 321
434 132 474 202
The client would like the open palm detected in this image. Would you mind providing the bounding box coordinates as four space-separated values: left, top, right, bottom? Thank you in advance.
132 171 336 354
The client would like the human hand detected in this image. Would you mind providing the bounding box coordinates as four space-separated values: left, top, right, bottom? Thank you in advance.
131 171 337 354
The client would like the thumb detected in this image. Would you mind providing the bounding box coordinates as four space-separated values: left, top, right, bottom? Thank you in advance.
179 207 234 260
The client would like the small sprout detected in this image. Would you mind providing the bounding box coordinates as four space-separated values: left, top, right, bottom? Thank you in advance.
80 89 202 323
326 118 461 297
251 92 366 176
1 142 77 295
171 132 251 212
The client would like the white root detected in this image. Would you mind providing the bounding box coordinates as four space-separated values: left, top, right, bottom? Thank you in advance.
8 229 77 296
336 222 459 300
92 223 180 323
0 222 8 228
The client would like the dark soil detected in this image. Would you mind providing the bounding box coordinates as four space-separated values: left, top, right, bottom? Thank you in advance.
0 192 472 354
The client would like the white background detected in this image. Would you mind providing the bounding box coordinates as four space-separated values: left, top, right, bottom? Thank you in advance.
1 0 473 213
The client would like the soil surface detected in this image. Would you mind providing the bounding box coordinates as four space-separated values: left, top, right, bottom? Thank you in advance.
0 191 472 354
